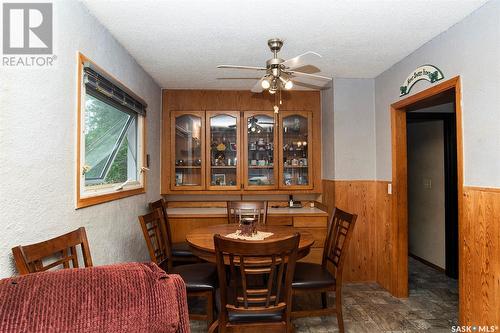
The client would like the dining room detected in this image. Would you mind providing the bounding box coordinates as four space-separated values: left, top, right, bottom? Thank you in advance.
1 0 499 332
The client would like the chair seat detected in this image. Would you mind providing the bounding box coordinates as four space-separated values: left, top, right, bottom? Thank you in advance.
292 262 336 289
171 263 217 291
215 289 284 323
228 310 284 323
172 242 195 258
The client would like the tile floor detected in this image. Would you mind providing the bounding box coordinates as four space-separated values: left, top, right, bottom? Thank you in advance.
189 257 458 332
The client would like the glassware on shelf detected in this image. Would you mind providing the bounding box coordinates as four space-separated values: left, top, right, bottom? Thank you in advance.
282 114 310 187
173 113 203 187
208 113 238 187
246 114 276 187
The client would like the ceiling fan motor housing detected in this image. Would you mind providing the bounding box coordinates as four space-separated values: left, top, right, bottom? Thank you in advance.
267 38 283 53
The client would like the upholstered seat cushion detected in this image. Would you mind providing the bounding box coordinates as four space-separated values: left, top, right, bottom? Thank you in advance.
228 310 284 323
171 263 217 291
172 242 195 258
292 262 336 289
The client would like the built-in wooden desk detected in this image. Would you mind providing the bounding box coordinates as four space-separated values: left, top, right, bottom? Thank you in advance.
166 206 328 263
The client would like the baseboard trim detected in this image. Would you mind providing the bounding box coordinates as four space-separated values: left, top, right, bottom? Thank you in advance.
409 253 445 273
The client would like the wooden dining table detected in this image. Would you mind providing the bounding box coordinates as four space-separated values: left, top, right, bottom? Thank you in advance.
186 224 315 263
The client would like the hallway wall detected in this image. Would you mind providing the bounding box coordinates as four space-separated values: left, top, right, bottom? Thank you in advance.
373 1 500 325
407 120 445 269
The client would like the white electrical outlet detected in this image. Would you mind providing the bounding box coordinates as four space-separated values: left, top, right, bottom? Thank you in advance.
388 183 392 194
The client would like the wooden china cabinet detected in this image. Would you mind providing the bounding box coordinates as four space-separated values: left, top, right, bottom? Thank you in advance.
279 111 313 190
243 111 279 190
170 111 205 190
206 111 241 190
169 110 316 192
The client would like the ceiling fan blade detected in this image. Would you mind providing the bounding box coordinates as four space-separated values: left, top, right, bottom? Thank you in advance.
217 65 267 71
251 77 266 93
293 80 331 90
288 70 332 81
282 51 322 70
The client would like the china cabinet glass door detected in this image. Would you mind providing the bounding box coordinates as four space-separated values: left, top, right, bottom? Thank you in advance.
243 112 278 190
171 111 205 190
279 112 313 189
206 111 240 190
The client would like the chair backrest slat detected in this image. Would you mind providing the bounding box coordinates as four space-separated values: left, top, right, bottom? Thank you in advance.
12 227 93 275
214 233 299 323
227 201 268 225
322 207 357 278
149 199 173 246
138 208 173 272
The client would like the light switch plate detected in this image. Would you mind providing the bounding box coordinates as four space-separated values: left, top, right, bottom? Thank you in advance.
388 183 392 194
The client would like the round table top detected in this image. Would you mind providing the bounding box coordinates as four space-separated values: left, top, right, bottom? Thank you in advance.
186 224 315 261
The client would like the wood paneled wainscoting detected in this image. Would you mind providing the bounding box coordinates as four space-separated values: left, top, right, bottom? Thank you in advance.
321 180 392 288
461 186 500 326
322 180 377 282
323 180 500 326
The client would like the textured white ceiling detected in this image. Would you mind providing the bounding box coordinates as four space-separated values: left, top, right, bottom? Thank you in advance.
81 0 488 89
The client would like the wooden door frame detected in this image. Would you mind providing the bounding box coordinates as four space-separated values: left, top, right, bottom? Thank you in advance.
390 76 463 299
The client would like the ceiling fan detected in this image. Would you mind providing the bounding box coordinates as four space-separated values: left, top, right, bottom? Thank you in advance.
217 38 332 94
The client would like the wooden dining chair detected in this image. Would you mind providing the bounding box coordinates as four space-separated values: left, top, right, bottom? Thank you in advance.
11 227 93 275
138 208 217 328
290 207 357 333
209 233 300 333
226 201 268 225
149 198 197 263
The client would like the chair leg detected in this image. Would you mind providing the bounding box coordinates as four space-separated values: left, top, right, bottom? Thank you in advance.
335 289 344 333
206 291 214 329
321 292 328 309
208 320 219 333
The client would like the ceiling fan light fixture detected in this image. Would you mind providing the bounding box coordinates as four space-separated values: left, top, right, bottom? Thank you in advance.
261 78 271 89
279 76 293 90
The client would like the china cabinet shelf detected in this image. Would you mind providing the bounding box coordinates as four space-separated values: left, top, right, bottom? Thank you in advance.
175 166 202 169
248 165 274 169
168 109 315 192
211 166 237 169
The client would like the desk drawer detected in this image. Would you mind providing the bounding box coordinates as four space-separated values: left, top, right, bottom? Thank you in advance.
293 216 327 228
267 216 293 226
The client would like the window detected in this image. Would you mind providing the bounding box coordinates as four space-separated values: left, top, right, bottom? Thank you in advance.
77 54 147 208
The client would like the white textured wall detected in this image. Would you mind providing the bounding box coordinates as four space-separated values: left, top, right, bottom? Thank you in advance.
0 0 161 278
408 121 446 268
321 84 334 179
375 1 500 186
333 78 376 180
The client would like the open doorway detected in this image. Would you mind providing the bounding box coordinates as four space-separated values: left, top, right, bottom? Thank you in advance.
388 76 463 306
406 89 458 279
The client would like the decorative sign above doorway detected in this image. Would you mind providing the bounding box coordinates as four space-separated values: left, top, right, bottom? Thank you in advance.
400 65 444 96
